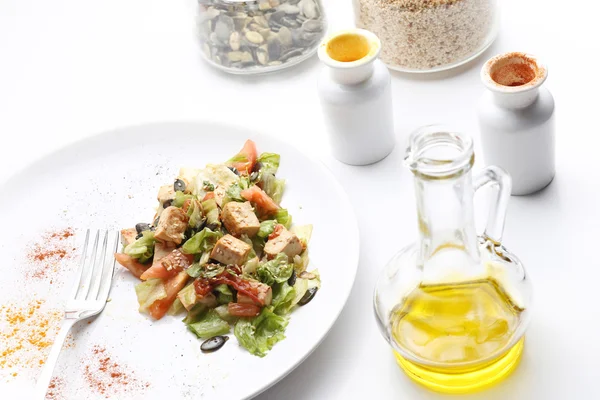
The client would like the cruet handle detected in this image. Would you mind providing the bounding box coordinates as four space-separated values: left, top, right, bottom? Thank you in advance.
473 166 512 244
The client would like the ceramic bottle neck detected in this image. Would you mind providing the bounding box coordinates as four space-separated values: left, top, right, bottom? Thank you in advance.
491 88 540 109
318 29 382 86
481 52 548 111
328 61 375 85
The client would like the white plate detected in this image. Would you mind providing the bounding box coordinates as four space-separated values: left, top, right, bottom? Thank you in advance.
0 122 359 400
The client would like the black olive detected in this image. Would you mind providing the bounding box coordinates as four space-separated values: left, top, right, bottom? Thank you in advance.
201 336 229 353
287 270 297 287
135 223 151 234
163 199 173 208
174 179 186 192
249 171 259 181
298 287 318 306
135 232 143 240
252 161 262 173
227 166 240 176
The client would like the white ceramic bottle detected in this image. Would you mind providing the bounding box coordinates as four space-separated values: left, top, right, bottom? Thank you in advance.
477 52 555 196
317 29 395 166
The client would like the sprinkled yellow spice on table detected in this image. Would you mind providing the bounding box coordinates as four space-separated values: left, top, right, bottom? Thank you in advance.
0 299 64 372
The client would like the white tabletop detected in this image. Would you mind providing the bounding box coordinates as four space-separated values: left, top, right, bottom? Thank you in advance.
1 1 599 399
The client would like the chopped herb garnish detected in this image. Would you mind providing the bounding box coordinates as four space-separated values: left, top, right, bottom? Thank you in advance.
203 181 215 191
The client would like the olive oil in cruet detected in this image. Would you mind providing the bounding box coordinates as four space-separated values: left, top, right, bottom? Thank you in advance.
374 126 532 393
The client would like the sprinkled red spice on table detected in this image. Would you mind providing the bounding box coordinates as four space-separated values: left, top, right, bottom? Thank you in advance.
25 228 76 281
46 376 65 400
83 345 149 398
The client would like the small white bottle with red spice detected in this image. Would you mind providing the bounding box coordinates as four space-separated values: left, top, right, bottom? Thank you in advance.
477 52 555 196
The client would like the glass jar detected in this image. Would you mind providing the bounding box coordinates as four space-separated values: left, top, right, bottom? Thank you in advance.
353 0 499 73
198 0 327 74
374 126 532 393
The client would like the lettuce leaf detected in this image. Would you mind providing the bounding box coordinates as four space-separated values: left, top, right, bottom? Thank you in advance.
257 220 277 239
173 191 194 208
187 309 230 339
183 303 207 325
272 282 296 315
290 225 313 247
186 199 204 230
291 277 309 307
260 173 285 205
291 269 321 307
181 228 222 255
223 177 251 206
234 307 288 357
257 253 293 286
177 283 199 311
167 297 185 316
243 255 260 274
185 252 210 278
124 231 155 263
214 304 239 324
214 284 233 305
135 278 167 313
257 153 280 175
293 251 310 273
308 270 321 290
201 198 221 229
275 209 292 229
186 262 202 278
225 182 245 203
239 234 257 260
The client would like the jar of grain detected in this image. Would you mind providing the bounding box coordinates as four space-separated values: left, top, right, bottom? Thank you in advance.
353 0 499 72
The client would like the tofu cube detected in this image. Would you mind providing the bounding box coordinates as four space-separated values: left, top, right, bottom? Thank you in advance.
210 234 251 266
264 226 303 260
154 206 188 245
222 201 260 237
151 241 176 269
120 228 137 247
157 185 175 204
237 281 273 306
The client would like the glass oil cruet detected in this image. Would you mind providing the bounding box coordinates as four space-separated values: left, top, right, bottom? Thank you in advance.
374 125 532 394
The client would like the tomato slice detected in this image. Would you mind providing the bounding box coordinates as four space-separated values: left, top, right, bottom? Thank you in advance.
268 224 284 241
241 185 279 216
182 199 192 213
227 139 257 175
194 278 213 297
202 192 215 201
228 302 261 317
148 271 189 320
114 253 148 279
140 249 193 280
190 267 269 306
213 269 266 305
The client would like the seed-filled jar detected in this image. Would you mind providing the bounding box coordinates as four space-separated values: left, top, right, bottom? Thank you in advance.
353 0 499 73
198 0 327 74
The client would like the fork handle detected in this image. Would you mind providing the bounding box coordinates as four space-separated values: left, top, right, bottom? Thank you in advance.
34 318 76 400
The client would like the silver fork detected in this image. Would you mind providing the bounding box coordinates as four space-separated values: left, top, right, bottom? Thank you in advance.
34 229 119 400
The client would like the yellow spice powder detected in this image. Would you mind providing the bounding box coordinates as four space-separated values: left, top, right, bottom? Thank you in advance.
0 299 64 371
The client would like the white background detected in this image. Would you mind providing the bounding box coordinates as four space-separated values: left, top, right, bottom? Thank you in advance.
1 0 599 399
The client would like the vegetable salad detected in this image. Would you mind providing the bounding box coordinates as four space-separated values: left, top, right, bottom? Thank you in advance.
115 140 319 357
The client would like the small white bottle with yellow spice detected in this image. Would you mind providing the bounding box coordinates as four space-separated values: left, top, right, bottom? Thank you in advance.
317 29 395 166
